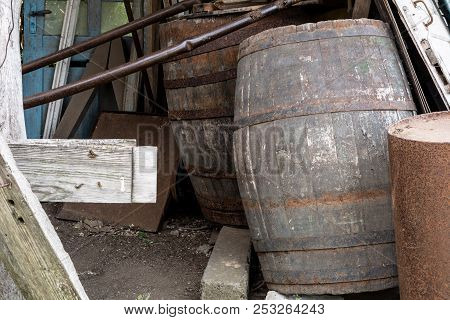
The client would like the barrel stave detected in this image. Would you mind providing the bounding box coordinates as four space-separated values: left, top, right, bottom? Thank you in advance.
233 19 417 294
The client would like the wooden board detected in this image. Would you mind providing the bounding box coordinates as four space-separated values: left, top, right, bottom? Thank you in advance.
353 0 372 18
0 135 87 299
122 0 144 112
9 139 157 203
132 146 157 203
53 42 110 139
109 38 126 111
43 0 81 138
144 0 161 112
60 112 178 232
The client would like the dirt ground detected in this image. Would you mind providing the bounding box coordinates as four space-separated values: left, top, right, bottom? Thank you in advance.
45 204 215 300
43 203 398 300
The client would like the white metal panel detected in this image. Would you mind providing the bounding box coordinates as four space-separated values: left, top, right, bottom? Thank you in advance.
393 0 450 109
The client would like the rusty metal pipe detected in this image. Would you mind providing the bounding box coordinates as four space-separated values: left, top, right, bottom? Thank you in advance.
22 0 200 74
23 0 303 109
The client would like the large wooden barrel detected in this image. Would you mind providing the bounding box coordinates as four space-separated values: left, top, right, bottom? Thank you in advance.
233 19 417 294
160 9 325 226
388 112 450 299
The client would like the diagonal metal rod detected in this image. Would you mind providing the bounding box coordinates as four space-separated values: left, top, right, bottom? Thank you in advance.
22 0 200 74
123 0 155 108
23 0 304 109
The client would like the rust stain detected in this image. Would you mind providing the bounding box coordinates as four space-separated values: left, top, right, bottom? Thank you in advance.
287 190 388 207
242 189 388 209
389 112 450 299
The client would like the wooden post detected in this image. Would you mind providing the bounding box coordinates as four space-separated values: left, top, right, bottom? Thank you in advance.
0 0 26 143
0 0 87 299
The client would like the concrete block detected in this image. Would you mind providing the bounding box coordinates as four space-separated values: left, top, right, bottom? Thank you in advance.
201 227 250 300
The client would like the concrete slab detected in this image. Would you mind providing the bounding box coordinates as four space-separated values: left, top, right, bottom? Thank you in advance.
201 227 251 300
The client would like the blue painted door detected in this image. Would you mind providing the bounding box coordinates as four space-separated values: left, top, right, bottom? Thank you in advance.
22 0 129 138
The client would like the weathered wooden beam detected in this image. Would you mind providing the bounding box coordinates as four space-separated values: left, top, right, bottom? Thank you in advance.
0 0 26 142
0 135 88 299
144 0 162 113
9 139 157 203
352 0 372 18
122 0 146 112
109 39 127 111
53 43 111 139
43 0 81 138
1 0 33 298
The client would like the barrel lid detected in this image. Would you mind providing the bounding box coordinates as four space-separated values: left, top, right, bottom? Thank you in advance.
238 19 391 60
388 112 450 144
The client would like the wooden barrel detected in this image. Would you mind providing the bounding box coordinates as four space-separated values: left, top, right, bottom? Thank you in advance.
233 19 417 294
160 9 322 226
388 112 450 299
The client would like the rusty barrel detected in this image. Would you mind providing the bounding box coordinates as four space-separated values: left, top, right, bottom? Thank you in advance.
388 112 450 300
160 9 321 226
233 19 417 294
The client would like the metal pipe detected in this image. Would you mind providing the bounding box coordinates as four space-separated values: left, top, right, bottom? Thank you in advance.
123 0 155 108
23 0 304 109
22 0 200 74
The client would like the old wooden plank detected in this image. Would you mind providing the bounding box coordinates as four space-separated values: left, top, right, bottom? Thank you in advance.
144 0 161 113
352 0 372 18
0 135 88 299
43 0 81 138
53 42 110 139
59 113 176 232
132 146 157 203
122 0 144 112
9 139 136 203
109 38 126 111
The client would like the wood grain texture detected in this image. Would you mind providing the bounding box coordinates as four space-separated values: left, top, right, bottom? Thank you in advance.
0 135 87 299
0 0 26 142
43 0 81 138
0 0 28 298
132 146 157 203
235 20 416 127
109 39 126 111
122 0 144 112
9 139 136 203
352 0 372 18
59 113 177 232
144 0 161 110
233 20 417 295
53 43 110 139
